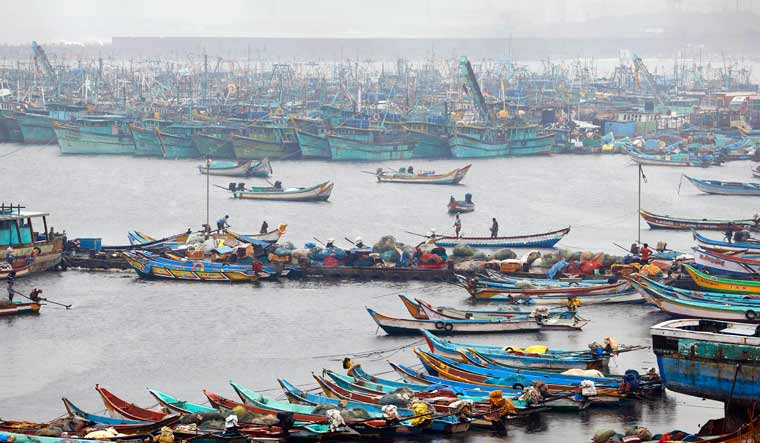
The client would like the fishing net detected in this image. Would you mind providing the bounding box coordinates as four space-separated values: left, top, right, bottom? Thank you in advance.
452 245 475 257
592 430 618 443
494 248 516 260
373 235 402 254
472 252 491 261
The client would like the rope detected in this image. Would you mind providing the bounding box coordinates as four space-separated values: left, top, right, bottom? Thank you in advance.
311 339 424 361
370 282 449 299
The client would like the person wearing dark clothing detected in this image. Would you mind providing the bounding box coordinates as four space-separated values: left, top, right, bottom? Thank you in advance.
216 215 230 233
724 226 734 243
260 221 269 234
490 218 499 238
407 166 414 174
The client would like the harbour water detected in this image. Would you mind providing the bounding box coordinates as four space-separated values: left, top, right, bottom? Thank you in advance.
1 145 751 441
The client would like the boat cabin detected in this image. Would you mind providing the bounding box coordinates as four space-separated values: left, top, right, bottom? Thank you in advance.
0 205 52 247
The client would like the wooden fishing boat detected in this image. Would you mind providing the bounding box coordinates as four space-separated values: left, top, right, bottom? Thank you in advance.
0 432 141 443
640 209 756 231
0 205 63 280
328 126 415 161
652 318 760 407
366 308 540 335
53 117 136 155
147 388 217 414
0 302 40 316
693 247 760 277
625 147 710 167
61 397 181 432
95 384 168 422
465 280 638 304
683 264 760 294
198 158 271 177
122 251 259 282
692 230 760 254
276 379 469 434
449 124 554 158
433 226 570 248
631 277 760 321
420 330 609 370
399 294 523 320
404 121 451 159
411 297 587 330
375 165 471 185
129 122 165 157
753 164 760 178
294 128 331 159
232 125 301 160
232 181 333 202
447 194 474 213
684 175 760 196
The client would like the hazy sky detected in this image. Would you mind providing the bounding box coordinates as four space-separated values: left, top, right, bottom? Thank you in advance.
2 0 758 44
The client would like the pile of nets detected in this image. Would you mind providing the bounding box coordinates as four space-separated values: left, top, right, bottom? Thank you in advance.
452 244 475 258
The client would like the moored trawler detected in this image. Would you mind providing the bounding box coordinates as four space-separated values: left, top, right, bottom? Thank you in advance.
15 103 87 144
449 124 554 158
53 116 135 155
0 204 63 279
652 318 760 410
232 124 300 160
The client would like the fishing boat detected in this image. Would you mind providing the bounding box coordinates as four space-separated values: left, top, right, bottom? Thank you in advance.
232 125 300 160
447 194 474 213
0 205 63 280
193 126 240 159
682 264 760 295
0 302 40 316
94 384 168 421
231 181 333 202
404 120 451 158
753 164 760 178
61 397 181 432
652 318 760 405
420 330 612 370
375 165 471 185
625 147 711 167
147 388 217 414
692 230 760 253
157 124 203 159
640 209 757 231
15 104 86 144
684 175 760 196
466 280 639 304
122 251 259 282
449 124 554 158
53 117 136 155
292 117 331 159
433 226 570 248
328 123 415 161
407 296 588 330
693 247 760 277
198 158 271 177
129 120 169 157
367 307 540 335
0 108 24 143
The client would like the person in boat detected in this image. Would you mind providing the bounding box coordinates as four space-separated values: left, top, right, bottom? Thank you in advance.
216 215 230 233
724 223 734 243
454 215 462 237
407 165 414 174
273 180 283 190
223 413 241 436
5 246 13 265
639 243 652 264
29 288 42 302
260 220 269 234
566 295 582 314
490 218 499 238
354 236 365 249
325 238 335 249
185 227 192 235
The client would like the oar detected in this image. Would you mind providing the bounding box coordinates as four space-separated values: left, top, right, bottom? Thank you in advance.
343 237 356 246
360 170 380 175
404 230 431 238
12 289 71 309
213 184 233 191
312 237 326 246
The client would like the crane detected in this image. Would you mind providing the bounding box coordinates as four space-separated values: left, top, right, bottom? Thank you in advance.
632 53 662 104
32 41 56 81
459 56 491 124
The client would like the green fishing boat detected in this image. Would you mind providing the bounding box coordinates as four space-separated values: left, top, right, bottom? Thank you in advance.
405 120 451 158
292 116 330 159
54 116 135 155
159 124 203 159
328 125 414 161
232 125 300 160
193 126 239 159
130 119 169 157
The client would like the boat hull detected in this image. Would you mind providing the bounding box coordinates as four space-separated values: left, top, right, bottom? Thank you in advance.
159 132 200 159
16 112 57 144
295 129 331 159
233 135 300 160
640 209 755 231
407 129 450 158
685 175 760 196
0 302 41 316
233 182 333 202
54 124 135 155
328 135 414 161
0 239 63 280
130 126 163 157
367 308 540 335
194 134 236 159
0 111 24 143
377 165 471 185
434 226 570 248
693 247 760 277
122 252 257 282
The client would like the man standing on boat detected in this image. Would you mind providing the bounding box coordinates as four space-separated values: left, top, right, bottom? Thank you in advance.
454 215 462 237
724 223 734 243
216 215 230 233
260 220 269 234
490 218 499 238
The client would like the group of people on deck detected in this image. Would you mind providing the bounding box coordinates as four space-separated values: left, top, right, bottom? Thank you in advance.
451 216 499 238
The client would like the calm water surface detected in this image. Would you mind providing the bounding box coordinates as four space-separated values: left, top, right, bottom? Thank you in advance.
1 145 751 441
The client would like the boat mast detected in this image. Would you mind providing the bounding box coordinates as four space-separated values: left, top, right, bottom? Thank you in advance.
638 164 647 244
206 155 210 237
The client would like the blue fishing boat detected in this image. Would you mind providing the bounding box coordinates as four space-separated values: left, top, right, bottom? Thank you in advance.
684 175 760 196
420 330 609 370
692 229 760 253
449 125 554 158
130 119 170 156
194 126 240 159
159 124 203 159
405 120 451 158
122 251 259 282
15 104 86 144
62 397 147 425
652 318 760 407
54 116 135 155
328 125 415 161
433 226 570 248
292 116 331 159
625 147 712 166
0 108 24 143
147 388 217 414
233 124 300 160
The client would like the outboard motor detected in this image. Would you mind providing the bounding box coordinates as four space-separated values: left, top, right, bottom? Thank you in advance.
237 183 246 191
228 182 237 192
274 180 282 189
